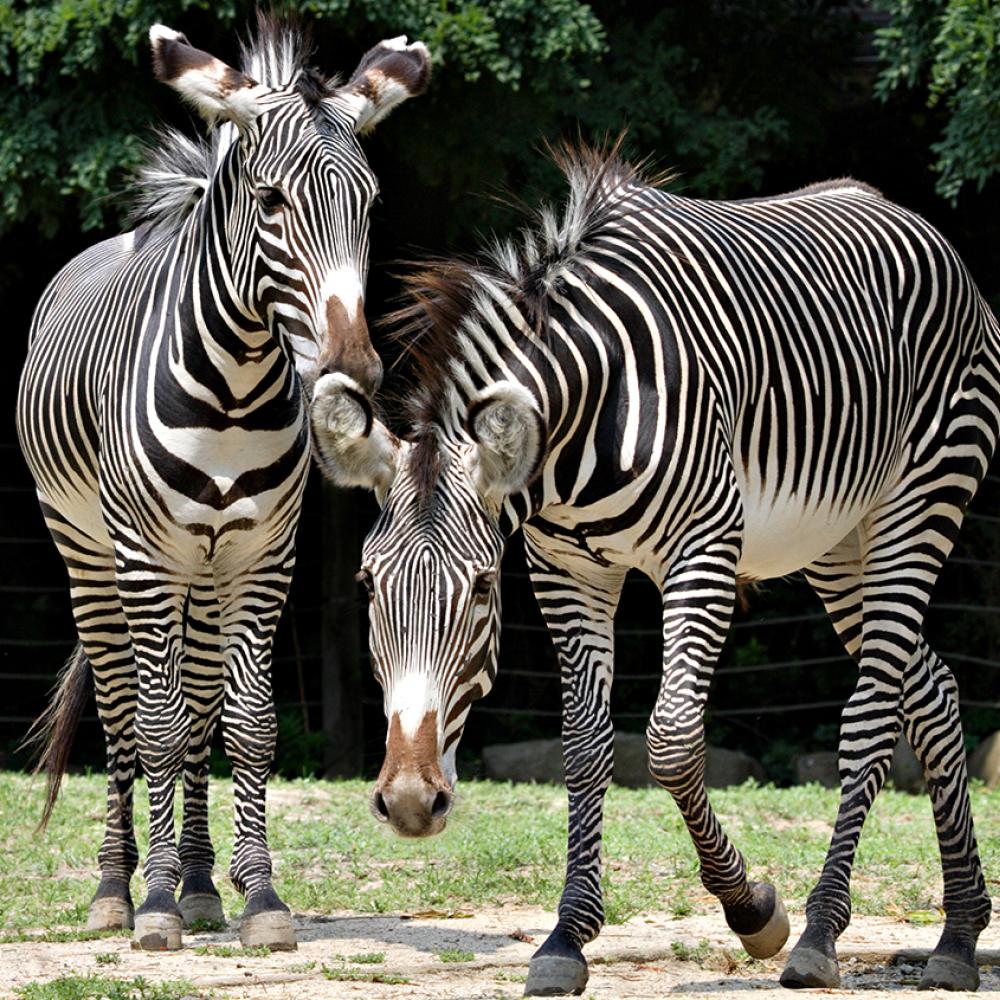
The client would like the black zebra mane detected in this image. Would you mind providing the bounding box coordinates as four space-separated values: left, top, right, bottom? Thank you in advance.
129 11 331 241
385 137 672 500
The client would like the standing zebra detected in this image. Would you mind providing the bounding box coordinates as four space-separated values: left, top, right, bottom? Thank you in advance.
313 143 998 992
17 18 428 951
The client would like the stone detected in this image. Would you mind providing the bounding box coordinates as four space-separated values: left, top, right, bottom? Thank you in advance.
794 751 839 788
482 738 564 784
968 731 1000 790
890 734 925 794
481 733 766 789
704 744 766 788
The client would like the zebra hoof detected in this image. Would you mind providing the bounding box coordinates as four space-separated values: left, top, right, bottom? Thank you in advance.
780 944 840 989
919 954 980 991
133 911 183 951
524 954 589 996
178 892 225 929
240 909 297 951
87 896 135 932
738 890 789 959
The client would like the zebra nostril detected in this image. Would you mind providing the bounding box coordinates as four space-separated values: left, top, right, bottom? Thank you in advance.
372 790 390 822
430 789 452 819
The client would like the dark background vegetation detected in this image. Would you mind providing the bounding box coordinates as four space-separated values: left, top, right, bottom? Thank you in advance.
1 0 998 782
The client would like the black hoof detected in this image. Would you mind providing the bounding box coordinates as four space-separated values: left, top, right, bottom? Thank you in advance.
239 887 296 951
780 944 840 989
920 954 980 991
89 879 134 931
725 882 790 959
179 873 224 928
134 889 183 951
525 926 588 996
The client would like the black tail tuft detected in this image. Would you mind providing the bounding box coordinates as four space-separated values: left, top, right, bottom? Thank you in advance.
19 644 91 831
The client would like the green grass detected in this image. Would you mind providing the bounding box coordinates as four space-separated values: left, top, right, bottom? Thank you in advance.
321 965 408 984
13 976 200 1000
93 953 120 966
438 947 475 963
347 951 385 964
1 772 997 934
191 943 270 958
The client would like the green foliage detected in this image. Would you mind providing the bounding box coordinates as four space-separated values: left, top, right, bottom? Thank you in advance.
875 0 1000 200
14 976 199 1000
274 708 328 777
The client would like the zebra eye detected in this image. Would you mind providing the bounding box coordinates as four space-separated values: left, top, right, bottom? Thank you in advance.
473 570 496 596
356 568 375 599
256 186 286 212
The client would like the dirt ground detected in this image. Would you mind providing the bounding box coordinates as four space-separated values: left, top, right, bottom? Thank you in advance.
2 906 999 999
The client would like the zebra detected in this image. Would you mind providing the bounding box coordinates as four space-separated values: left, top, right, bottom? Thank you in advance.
311 141 999 993
17 17 429 951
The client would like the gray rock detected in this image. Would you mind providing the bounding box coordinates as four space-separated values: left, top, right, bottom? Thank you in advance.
482 738 564 784
482 732 765 789
968 731 1000 790
794 751 839 788
890 735 925 794
704 744 766 788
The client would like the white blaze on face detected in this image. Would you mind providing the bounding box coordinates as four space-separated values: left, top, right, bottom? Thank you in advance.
387 671 440 741
321 265 365 323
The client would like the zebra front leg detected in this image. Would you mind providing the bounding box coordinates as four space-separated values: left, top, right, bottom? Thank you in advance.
906 642 990 991
523 539 625 997
220 579 296 951
649 551 789 960
178 585 226 928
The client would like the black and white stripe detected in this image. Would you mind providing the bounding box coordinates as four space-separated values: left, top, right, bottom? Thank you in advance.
314 142 998 992
18 16 428 951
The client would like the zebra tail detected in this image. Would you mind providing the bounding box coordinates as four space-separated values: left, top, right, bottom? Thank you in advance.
19 644 91 831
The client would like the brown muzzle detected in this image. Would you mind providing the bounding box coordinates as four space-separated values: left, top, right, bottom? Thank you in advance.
371 711 453 838
318 296 383 395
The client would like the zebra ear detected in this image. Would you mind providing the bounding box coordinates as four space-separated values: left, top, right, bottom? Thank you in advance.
150 24 264 128
467 382 545 500
311 373 399 502
336 37 431 135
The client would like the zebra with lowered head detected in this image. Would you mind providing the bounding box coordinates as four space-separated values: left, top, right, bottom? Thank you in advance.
17 17 428 951
313 142 998 992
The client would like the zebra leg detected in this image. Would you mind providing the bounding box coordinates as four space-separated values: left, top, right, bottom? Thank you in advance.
219 566 296 951
648 547 789 961
799 533 989 989
125 578 191 951
782 502 963 989
904 642 989 990
522 536 626 997
177 585 225 928
45 516 139 932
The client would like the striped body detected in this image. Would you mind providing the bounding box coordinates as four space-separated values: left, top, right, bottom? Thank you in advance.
19 19 429 949
313 147 998 990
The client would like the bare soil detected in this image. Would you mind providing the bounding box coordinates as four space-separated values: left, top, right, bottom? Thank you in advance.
2 907 999 999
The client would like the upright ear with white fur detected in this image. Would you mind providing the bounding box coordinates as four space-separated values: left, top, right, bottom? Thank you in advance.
311 373 400 502
150 24 265 128
335 37 431 135
466 382 545 500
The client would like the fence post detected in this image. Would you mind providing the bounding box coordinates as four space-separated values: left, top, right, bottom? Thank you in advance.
320 478 364 777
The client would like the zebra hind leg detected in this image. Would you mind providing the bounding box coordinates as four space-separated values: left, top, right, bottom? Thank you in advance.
907 641 989 991
178 585 225 929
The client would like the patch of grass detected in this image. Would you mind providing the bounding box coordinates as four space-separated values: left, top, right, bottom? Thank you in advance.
0 929 130 945
93 953 120 966
321 966 408 984
192 943 270 958
286 960 315 973
2 773 997 933
671 939 713 964
14 975 200 1000
438 948 475 963
184 919 225 933
347 951 384 964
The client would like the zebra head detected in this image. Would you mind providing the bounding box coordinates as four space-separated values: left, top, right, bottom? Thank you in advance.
311 374 544 837
149 22 430 394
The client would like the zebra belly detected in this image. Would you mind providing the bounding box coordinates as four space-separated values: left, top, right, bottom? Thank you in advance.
736 488 867 580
